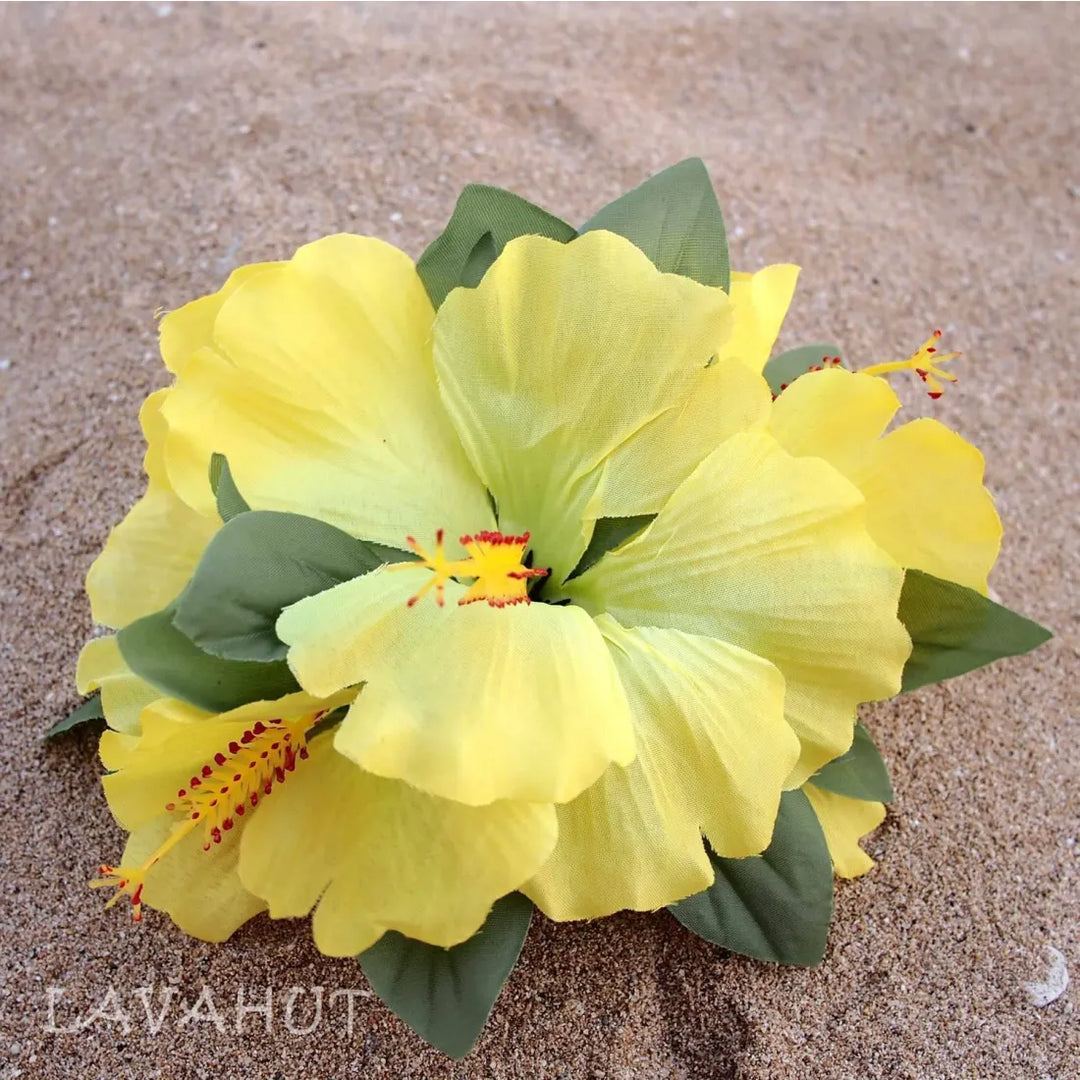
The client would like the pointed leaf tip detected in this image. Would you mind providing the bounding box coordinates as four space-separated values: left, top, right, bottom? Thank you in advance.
581 158 730 291
669 789 833 966
359 892 534 1058
899 570 1052 692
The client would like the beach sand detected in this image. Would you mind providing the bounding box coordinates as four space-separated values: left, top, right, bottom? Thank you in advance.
1 3 1076 1077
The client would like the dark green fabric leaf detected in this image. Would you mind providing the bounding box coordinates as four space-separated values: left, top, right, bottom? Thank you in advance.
360 892 533 1059
763 343 844 396
209 452 250 522
566 514 655 582
117 605 299 714
900 569 1052 692
45 693 105 740
417 185 576 308
580 158 730 291
810 722 893 802
173 510 414 662
669 789 833 966
459 230 499 289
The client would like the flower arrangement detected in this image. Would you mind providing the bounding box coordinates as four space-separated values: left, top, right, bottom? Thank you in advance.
55 160 1051 1058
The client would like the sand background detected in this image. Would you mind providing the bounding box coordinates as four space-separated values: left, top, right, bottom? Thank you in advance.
2 2 1077 1077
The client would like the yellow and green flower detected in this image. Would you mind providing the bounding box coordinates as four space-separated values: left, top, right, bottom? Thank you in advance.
56 160 1050 1059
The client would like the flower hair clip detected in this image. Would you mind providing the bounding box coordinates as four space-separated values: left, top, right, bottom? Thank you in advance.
55 159 1051 1058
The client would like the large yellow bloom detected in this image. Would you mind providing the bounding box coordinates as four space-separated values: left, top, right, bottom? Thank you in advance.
90 230 912 945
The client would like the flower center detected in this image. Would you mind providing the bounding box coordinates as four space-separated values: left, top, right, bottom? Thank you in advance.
861 330 961 399
396 529 548 608
91 713 318 921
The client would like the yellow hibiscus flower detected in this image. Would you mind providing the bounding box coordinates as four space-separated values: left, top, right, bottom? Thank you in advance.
90 228 912 946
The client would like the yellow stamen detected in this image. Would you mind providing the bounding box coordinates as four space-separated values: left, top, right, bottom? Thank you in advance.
393 529 548 608
861 330 962 400
93 711 321 921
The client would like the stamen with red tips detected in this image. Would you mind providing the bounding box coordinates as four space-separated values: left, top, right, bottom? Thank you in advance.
92 710 322 923
861 330 962 399
392 529 548 608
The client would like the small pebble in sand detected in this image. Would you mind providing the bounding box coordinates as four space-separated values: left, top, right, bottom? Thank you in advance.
1024 945 1070 1007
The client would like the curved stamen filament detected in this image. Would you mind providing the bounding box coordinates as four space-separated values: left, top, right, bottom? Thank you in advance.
862 330 962 400
92 711 321 921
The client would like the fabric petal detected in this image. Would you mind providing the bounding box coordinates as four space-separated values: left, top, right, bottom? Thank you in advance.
277 567 634 805
76 635 161 734
123 816 265 942
99 689 352 830
86 390 218 629
565 429 910 785
158 262 283 376
160 235 492 549
433 230 732 581
525 616 794 920
804 783 887 878
769 368 900 470
846 419 1002 593
586 358 772 520
721 265 801 373
770 369 1001 592
239 735 558 952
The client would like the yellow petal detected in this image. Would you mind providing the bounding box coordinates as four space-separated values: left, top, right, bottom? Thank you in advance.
123 817 266 942
770 369 1001 593
525 616 795 920
85 392 218 629
566 429 910 785
239 735 557 952
769 368 900 470
803 783 887 878
76 635 160 734
721 265 801 373
433 230 732 581
277 567 635 806
847 419 1002 594
159 262 283 376
586 357 772 520
100 689 350 830
160 235 492 549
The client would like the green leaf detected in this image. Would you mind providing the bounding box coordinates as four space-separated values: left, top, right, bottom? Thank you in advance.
566 514 655 582
360 892 533 1059
763 343 844 396
209 452 249 522
459 230 498 289
668 789 833 966
117 605 299 714
810 722 893 802
173 510 414 663
417 185 576 308
45 693 105 740
899 569 1052 692
580 158 730 291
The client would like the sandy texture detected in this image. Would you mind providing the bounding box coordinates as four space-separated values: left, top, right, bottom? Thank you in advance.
2 3 1077 1077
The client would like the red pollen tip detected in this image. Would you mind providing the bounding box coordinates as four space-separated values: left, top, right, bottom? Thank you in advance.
214 753 226 766
928 391 943 399
164 802 175 812
407 596 418 607
201 765 212 777
436 528 444 544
